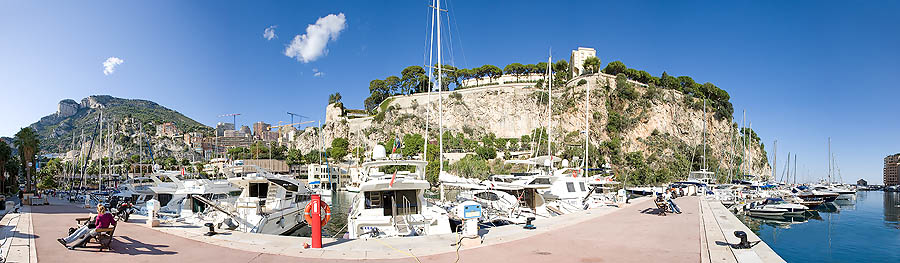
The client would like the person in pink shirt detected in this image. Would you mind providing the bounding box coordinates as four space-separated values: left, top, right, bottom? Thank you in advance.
58 204 116 249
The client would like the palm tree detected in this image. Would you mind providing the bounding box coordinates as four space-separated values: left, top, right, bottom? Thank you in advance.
14 127 40 193
0 142 11 193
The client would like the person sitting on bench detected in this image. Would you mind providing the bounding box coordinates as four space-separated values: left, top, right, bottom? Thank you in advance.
58 204 116 249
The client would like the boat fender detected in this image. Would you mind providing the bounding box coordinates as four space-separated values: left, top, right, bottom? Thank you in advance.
303 200 331 226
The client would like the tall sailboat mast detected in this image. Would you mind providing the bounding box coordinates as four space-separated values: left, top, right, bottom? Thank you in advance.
583 65 589 173
423 0 436 164
772 140 777 182
436 0 444 177
702 98 707 171
547 52 552 170
827 137 831 184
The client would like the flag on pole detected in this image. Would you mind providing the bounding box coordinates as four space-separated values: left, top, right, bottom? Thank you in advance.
389 171 397 188
391 138 401 154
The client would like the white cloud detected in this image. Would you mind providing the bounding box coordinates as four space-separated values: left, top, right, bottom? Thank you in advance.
102 57 124 75
284 13 346 63
263 25 277 40
312 68 324 77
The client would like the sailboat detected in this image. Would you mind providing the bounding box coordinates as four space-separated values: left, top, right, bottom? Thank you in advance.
681 99 715 195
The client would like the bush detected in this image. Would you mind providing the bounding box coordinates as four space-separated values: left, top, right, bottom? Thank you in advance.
449 92 462 100
475 146 497 160
450 155 491 179
577 79 587 86
607 111 626 133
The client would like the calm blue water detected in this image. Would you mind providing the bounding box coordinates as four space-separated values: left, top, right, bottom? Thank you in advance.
737 191 900 262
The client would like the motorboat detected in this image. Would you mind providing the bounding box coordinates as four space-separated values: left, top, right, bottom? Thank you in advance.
184 166 312 235
759 198 808 215
796 187 840 203
440 170 553 223
345 182 361 193
748 206 788 217
346 147 452 239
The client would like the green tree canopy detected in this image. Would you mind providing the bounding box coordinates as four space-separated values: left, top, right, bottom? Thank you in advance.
602 61 627 75
583 57 601 74
14 127 39 193
327 137 350 160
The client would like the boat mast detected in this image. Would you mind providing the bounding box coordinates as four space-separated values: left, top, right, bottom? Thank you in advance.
827 137 831 184
748 119 752 176
424 0 436 164
99 112 102 190
793 154 797 185
547 52 552 171
79 129 85 190
772 140 776 183
583 67 589 174
702 98 707 172
436 0 444 178
786 153 791 185
740 109 745 175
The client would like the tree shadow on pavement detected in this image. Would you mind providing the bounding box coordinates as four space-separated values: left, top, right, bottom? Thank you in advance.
109 235 177 255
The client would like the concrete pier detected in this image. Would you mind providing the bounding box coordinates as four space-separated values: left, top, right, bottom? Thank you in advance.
0 195 785 262
700 198 785 263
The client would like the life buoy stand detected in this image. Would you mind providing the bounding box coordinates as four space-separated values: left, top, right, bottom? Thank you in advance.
304 200 331 226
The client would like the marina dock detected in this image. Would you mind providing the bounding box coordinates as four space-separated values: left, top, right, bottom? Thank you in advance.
0 196 784 262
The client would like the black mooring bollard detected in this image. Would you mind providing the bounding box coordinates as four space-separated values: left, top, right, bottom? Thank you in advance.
733 231 750 249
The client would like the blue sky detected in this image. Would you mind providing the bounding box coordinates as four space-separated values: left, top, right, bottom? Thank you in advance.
1 1 898 183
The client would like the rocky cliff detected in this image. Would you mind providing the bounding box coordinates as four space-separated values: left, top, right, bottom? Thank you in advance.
293 73 771 184
29 95 208 161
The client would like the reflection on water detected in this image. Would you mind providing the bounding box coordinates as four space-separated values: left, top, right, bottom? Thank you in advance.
736 191 900 262
885 191 900 226
288 190 355 238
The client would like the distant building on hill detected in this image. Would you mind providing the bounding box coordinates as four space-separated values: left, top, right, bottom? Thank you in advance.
155 122 178 137
570 47 597 77
857 179 868 186
224 129 248 137
884 153 900 186
184 132 204 147
215 122 235 136
253 121 271 138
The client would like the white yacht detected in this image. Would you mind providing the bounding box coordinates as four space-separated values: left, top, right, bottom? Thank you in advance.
758 198 808 215
185 166 312 235
347 147 452 239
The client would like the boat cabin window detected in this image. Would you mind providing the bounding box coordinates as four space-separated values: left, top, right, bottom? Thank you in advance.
295 194 310 203
157 193 173 206
365 190 419 216
475 192 500 201
248 183 269 198
579 182 586 191
530 178 551 185
566 182 576 192
365 191 383 209
229 191 242 197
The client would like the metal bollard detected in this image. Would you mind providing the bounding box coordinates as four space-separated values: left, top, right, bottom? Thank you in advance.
733 231 751 249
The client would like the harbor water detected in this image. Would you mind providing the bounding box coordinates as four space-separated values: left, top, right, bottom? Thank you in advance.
737 191 900 262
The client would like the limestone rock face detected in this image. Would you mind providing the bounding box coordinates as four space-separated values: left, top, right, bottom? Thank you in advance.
81 96 105 109
291 73 771 178
57 99 80 118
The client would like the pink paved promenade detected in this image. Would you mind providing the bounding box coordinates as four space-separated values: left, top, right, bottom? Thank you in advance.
28 196 699 262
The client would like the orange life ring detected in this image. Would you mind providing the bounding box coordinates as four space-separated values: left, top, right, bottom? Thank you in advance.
303 200 331 226
572 170 578 178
